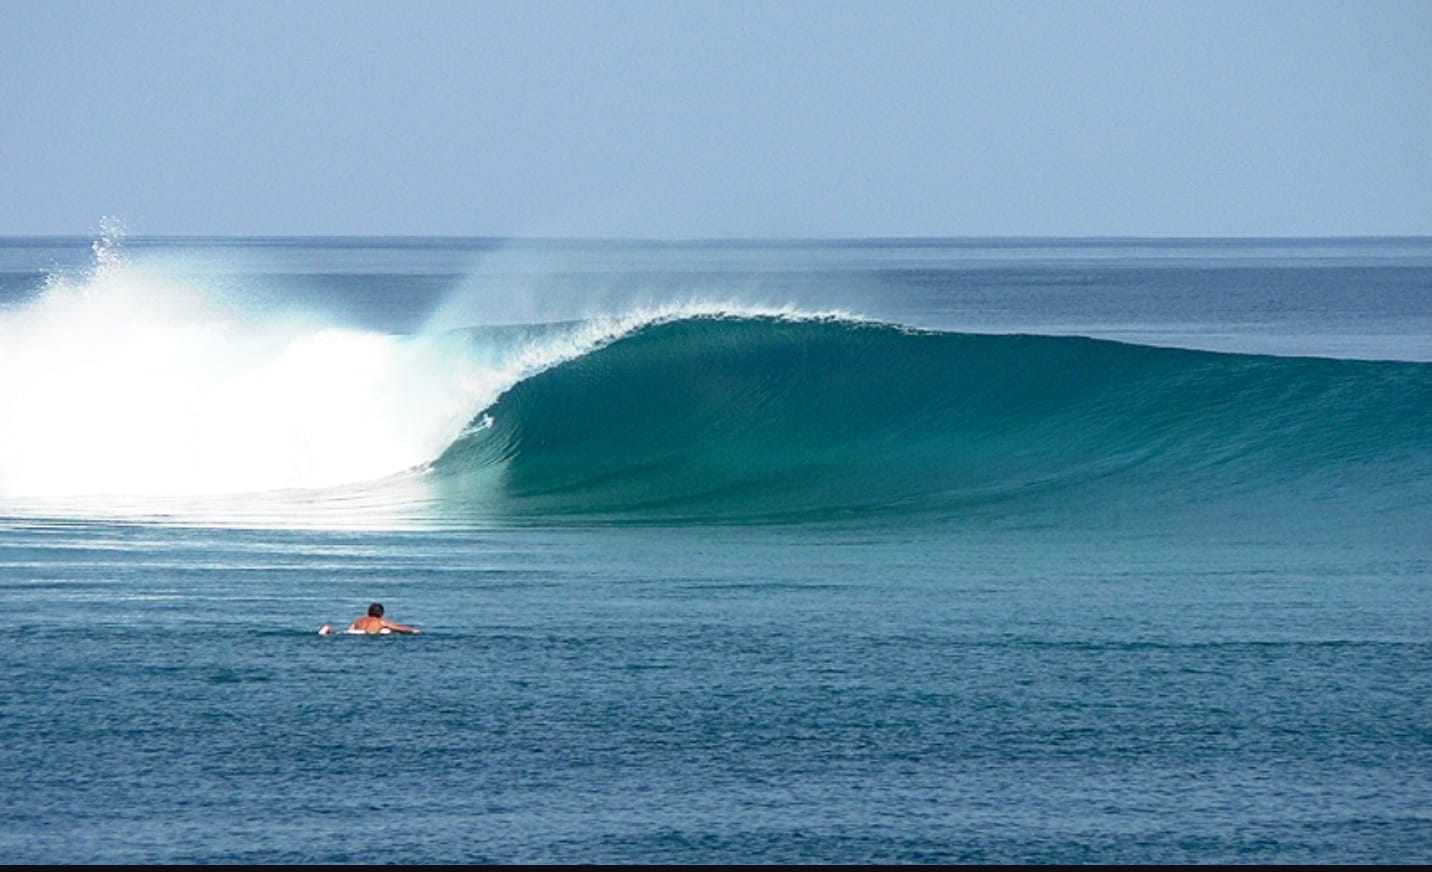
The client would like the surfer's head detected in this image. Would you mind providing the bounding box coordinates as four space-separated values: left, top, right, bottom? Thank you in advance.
367 602 384 618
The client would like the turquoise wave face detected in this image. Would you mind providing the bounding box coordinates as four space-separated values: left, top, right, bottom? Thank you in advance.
432 316 1432 526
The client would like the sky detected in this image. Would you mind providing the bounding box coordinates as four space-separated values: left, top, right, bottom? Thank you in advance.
2 0 1430 238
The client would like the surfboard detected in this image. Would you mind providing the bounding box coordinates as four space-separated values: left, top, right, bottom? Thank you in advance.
318 624 392 636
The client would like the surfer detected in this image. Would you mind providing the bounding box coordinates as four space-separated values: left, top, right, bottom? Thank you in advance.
318 602 420 636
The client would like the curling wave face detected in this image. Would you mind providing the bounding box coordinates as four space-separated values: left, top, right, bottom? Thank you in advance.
431 315 1432 526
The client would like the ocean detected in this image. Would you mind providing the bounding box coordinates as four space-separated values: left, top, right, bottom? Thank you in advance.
2 234 1429 863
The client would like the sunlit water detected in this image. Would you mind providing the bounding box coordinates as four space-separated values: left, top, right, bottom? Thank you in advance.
2 236 1429 862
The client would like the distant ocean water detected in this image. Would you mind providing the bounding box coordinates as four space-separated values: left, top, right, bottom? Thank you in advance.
2 234 1429 863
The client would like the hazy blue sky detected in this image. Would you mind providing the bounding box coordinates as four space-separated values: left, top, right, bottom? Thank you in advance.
3 0 1429 237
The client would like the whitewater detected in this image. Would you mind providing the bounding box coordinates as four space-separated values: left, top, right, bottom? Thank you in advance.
2 233 1430 863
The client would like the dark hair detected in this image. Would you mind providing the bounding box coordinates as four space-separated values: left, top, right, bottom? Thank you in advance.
367 602 384 618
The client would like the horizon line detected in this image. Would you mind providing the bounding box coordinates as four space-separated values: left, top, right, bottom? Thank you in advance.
5 232 1432 244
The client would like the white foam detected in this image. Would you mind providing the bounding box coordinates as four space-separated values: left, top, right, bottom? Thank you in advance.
0 229 861 502
0 234 492 499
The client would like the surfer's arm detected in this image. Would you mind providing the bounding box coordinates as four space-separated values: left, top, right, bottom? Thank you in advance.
381 618 420 634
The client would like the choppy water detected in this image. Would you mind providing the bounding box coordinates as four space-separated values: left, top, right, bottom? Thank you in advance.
2 235 1429 862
